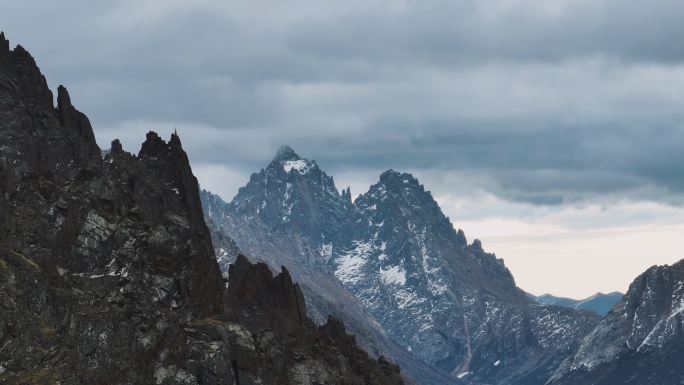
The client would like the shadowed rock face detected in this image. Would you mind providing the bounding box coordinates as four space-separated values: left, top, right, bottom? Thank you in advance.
0 33 404 385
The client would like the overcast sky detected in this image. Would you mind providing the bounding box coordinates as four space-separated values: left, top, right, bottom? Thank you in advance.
3 0 684 298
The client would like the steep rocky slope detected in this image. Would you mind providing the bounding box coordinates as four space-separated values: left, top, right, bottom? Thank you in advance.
202 148 599 385
0 33 404 385
548 260 684 385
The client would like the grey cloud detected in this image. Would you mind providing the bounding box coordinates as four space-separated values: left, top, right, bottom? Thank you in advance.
285 0 684 65
2 0 684 207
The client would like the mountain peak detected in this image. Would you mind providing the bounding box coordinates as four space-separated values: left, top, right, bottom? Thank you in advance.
379 169 401 179
374 170 426 199
0 33 54 113
273 145 301 162
378 169 420 187
270 145 319 175
0 31 8 52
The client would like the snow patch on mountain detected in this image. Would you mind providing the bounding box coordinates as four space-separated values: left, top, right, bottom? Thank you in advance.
335 240 372 285
380 265 407 286
320 243 333 262
282 159 312 174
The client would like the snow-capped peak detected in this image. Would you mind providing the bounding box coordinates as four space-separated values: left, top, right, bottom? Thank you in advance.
270 145 315 174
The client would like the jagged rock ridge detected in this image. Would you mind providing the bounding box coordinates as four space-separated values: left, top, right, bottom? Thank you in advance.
202 148 599 385
0 32 404 385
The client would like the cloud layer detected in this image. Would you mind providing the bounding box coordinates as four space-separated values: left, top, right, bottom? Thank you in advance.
3 0 684 296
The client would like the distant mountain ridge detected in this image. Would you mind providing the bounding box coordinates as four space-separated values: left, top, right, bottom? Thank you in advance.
531 292 624 316
201 146 599 385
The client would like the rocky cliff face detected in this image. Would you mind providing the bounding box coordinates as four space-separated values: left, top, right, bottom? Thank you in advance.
548 260 684 385
202 148 599 385
0 33 404 385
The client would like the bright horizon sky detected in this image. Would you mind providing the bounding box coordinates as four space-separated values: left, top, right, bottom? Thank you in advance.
2 0 684 298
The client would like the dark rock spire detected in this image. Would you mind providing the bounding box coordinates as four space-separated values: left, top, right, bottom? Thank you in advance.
138 130 167 157
55 85 101 162
0 31 10 61
110 138 123 155
0 34 53 112
342 186 353 205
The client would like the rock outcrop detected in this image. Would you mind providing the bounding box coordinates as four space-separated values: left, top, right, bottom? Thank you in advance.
0 32 404 385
